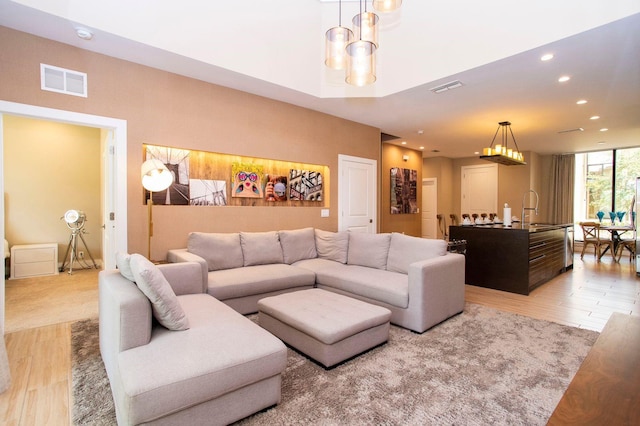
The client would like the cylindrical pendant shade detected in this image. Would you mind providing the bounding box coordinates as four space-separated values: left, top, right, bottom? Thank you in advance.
353 11 379 47
325 26 354 70
346 40 376 86
372 0 402 12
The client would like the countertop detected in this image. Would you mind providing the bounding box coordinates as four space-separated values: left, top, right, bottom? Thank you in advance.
451 223 573 232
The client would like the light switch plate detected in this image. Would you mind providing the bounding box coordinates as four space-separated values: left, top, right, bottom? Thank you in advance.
321 209 330 217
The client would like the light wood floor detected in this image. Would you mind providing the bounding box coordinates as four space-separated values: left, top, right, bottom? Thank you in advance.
0 255 638 425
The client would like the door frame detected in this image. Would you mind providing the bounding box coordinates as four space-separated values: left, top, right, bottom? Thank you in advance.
338 154 377 232
0 100 128 333
421 177 438 238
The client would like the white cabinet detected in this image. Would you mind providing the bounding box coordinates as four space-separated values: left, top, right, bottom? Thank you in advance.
10 243 59 279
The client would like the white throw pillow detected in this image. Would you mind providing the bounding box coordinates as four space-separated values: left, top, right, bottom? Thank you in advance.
187 232 244 271
315 229 349 264
279 228 318 264
386 233 448 274
129 254 190 331
115 251 135 281
347 232 391 270
240 231 284 266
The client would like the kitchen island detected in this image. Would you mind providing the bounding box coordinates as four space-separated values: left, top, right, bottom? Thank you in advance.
449 223 574 295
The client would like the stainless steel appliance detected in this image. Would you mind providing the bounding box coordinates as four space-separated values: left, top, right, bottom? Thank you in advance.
564 225 574 271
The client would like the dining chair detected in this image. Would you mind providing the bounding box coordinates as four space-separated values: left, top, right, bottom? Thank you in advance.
579 221 616 261
615 224 636 262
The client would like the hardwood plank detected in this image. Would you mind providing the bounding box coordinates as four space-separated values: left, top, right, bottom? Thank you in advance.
548 313 640 425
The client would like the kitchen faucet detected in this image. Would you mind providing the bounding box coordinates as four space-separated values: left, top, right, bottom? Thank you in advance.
521 189 539 225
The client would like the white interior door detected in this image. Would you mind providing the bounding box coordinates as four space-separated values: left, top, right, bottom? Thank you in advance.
338 154 377 233
422 178 437 239
461 164 498 216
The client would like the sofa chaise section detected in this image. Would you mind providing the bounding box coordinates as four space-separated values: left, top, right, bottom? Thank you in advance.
99 258 287 425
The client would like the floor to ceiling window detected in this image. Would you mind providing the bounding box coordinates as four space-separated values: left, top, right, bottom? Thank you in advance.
574 146 640 240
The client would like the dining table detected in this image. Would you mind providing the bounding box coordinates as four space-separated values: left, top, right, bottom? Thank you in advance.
599 224 634 259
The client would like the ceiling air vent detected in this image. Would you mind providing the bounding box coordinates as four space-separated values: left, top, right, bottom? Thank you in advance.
430 80 463 94
40 63 88 97
557 128 584 134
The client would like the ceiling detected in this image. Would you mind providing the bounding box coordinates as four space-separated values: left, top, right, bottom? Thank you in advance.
1 0 639 159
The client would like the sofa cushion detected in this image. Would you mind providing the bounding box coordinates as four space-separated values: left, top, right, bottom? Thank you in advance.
315 229 349 264
187 232 243 271
279 227 317 264
117 294 287 424
207 264 315 301
129 254 190 331
347 232 391 270
387 233 448 274
314 263 409 309
115 251 135 281
240 231 284 266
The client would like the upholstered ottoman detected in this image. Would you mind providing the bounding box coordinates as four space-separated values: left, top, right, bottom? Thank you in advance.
258 288 391 368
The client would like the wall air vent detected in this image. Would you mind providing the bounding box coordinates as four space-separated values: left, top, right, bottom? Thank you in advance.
557 128 584 134
40 64 88 97
430 80 464 94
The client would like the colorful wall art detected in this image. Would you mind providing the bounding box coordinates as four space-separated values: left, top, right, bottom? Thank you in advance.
289 170 323 201
231 162 264 198
265 175 288 202
143 143 328 207
390 167 418 214
145 145 191 205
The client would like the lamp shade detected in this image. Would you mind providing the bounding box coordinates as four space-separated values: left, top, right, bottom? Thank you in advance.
325 26 354 70
346 40 377 86
141 159 174 192
372 0 402 12
353 11 379 47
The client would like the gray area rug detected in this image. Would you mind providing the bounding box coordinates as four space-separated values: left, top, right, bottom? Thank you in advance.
72 303 598 425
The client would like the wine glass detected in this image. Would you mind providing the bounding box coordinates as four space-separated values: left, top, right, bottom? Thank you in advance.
608 211 616 224
596 211 605 223
616 211 625 224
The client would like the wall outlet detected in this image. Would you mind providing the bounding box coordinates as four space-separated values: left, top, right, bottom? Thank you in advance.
78 251 85 259
321 209 330 218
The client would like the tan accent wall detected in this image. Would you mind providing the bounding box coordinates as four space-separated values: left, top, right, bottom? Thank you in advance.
0 27 380 260
381 144 422 236
3 115 102 263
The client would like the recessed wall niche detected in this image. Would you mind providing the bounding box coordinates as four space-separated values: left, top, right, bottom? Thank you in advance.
143 144 329 207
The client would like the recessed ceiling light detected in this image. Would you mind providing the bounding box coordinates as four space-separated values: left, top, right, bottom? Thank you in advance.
417 130 424 135
541 53 554 61
401 141 407 145
600 128 608 132
419 146 424 150
558 76 570 82
474 151 480 155
75 28 93 40
576 99 588 105
597 141 607 145
590 115 600 120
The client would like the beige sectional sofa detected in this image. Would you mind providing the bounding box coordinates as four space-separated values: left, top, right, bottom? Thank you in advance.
169 228 465 333
99 255 288 426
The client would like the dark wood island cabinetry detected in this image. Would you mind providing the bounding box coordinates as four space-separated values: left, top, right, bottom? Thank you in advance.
449 223 573 295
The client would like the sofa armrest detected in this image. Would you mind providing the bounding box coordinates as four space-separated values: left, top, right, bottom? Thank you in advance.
167 248 208 293
157 261 205 295
407 253 466 332
99 270 152 369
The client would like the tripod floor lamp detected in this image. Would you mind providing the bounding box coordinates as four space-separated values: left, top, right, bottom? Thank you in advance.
141 159 174 260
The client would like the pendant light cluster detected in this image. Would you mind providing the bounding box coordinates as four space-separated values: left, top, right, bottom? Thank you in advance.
324 0 402 86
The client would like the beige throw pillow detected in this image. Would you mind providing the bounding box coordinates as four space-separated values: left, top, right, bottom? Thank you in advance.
187 232 244 271
129 254 190 331
279 228 317 264
386 233 448 274
240 231 284 266
315 229 349 264
347 232 391 270
115 251 135 281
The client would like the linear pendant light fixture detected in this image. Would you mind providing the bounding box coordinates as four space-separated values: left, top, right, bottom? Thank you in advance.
324 0 401 86
480 121 527 166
